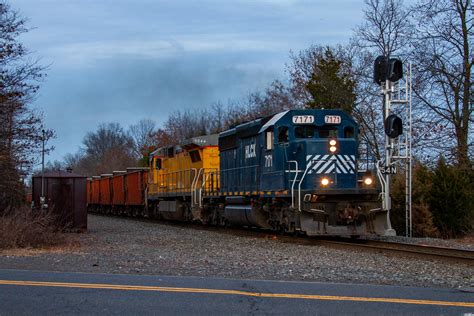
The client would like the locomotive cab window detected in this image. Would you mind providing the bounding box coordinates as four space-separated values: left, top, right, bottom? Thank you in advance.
344 126 355 138
189 150 201 163
278 126 289 143
319 127 338 138
295 126 315 138
156 158 162 170
266 130 274 150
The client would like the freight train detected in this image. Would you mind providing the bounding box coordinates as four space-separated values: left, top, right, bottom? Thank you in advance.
87 109 391 236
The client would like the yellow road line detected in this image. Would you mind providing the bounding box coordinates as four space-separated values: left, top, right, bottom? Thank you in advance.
0 280 473 308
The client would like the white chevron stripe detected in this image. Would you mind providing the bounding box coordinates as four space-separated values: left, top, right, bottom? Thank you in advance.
310 160 326 174
317 157 336 174
325 164 335 173
343 155 355 173
306 154 357 174
312 154 327 165
336 155 349 173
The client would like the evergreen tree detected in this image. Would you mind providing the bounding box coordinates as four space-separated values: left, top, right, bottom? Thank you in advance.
429 157 473 238
305 48 356 115
390 162 438 237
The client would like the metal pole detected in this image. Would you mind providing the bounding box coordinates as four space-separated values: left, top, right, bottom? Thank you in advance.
384 79 395 236
405 69 409 238
40 128 45 208
408 63 413 237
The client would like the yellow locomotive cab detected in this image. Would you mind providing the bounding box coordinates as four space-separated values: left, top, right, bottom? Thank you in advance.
148 134 220 199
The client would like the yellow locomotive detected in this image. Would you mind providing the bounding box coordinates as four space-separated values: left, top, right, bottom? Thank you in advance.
147 134 220 221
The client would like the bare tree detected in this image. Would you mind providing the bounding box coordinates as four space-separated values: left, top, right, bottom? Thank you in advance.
0 1 51 209
78 122 136 175
410 0 473 167
351 0 412 160
248 80 295 117
355 0 412 56
128 119 156 159
209 102 226 133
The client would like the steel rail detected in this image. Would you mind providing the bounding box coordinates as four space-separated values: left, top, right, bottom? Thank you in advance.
316 239 474 264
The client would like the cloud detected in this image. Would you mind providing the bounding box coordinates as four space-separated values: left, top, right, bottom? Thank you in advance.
48 36 287 67
12 0 366 163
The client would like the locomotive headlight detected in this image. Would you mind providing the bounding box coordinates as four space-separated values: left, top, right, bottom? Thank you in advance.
364 177 373 185
329 139 337 153
321 178 329 186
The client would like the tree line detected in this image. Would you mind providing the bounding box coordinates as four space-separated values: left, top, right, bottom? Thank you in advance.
0 2 54 210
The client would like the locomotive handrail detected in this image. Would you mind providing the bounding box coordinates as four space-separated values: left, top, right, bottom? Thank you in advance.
195 168 204 205
295 155 332 212
219 165 260 172
287 160 299 208
376 160 387 210
297 158 316 212
190 168 198 207
220 165 259 192
199 170 212 207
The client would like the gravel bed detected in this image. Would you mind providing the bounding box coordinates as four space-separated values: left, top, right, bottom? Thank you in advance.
0 214 472 288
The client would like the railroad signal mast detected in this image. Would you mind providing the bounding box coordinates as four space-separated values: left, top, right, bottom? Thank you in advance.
374 56 413 237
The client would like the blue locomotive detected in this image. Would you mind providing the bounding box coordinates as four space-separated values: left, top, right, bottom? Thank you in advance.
89 108 390 237
219 109 389 236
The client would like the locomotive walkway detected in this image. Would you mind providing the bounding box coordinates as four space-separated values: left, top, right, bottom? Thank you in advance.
0 269 473 315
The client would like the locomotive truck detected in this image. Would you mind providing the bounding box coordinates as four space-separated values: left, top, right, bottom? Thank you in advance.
88 109 391 236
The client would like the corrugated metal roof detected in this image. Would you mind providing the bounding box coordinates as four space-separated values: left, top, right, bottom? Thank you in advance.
33 170 86 178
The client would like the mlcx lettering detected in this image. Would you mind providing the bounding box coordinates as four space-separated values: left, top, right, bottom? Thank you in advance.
245 144 256 159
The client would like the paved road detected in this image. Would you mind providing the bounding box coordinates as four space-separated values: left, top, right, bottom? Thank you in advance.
0 269 472 315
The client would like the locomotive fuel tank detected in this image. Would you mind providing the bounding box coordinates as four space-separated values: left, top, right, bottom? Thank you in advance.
224 197 270 228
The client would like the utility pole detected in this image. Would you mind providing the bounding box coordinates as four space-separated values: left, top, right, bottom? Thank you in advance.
40 128 46 209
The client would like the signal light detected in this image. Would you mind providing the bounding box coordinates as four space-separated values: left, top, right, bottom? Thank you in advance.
373 56 388 85
388 58 403 82
384 114 403 138
374 56 403 84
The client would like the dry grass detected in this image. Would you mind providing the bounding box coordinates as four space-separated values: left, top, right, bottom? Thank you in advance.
0 206 72 249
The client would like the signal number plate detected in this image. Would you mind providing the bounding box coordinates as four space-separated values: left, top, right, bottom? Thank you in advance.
324 115 341 124
292 115 314 124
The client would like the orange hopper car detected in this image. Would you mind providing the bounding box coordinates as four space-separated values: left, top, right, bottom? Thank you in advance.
87 168 149 216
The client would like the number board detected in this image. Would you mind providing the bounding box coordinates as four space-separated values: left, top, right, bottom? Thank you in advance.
324 115 341 124
292 115 314 124
380 166 397 174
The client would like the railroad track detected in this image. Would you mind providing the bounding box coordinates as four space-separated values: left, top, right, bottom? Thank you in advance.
315 238 474 264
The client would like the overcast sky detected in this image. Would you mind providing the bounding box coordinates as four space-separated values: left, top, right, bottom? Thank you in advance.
14 0 365 163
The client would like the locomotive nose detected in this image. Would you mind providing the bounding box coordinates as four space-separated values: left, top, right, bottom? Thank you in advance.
300 139 358 190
